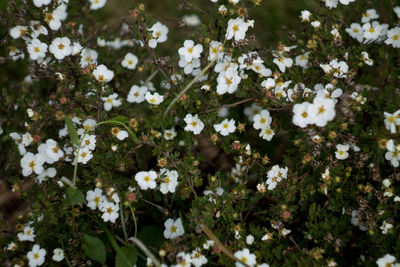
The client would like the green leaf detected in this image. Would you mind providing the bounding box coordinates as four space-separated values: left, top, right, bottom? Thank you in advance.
66 187 84 205
82 234 106 264
64 115 80 146
112 115 129 124
116 245 137 267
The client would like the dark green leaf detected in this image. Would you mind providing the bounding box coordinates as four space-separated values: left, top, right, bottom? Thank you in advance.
116 245 137 267
66 187 84 205
64 115 80 146
82 234 106 264
112 115 129 124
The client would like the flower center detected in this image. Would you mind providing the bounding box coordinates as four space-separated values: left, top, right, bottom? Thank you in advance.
29 161 36 169
58 43 64 50
171 225 177 233
144 176 150 182
34 47 40 52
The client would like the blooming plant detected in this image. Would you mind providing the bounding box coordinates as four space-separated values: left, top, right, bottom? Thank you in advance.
1 0 400 266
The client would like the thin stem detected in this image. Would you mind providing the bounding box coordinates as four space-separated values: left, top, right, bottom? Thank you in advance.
120 202 128 242
129 204 138 238
72 132 88 186
163 55 219 125
128 237 161 267
199 222 251 267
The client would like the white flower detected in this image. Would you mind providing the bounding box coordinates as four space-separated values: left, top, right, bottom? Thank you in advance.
183 14 201 26
89 0 107 10
246 235 254 245
111 128 129 140
135 171 157 190
121 52 139 69
311 20 321 28
52 248 64 262
127 85 148 103
234 248 256 267
102 93 121 111
362 9 379 23
226 17 250 41
361 51 373 66
191 248 207 267
308 97 336 127
362 22 382 42
164 128 177 140
49 37 72 60
208 40 224 61
216 66 241 94
335 144 349 160
21 152 45 177
339 0 355 5
93 64 114 83
384 110 400 133
253 110 272 130
33 0 51 7
385 148 400 168
44 8 65 31
300 10 311 21
214 118 236 136
163 218 184 239
395 6 400 19
380 221 393 234
346 23 363 42
80 48 98 68
178 40 203 62
71 41 83 55
385 27 400 48
179 56 201 74
27 39 48 61
159 169 179 194
259 126 275 141
266 165 288 190
273 55 293 73
81 134 97 150
100 201 119 223
27 244 46 267
376 254 397 267
43 139 64 163
324 0 338 9
75 147 93 164
295 52 309 68
330 59 348 78
244 103 262 121
145 91 164 105
184 114 204 135
9 25 28 39
86 188 105 210
18 225 36 242
148 22 169 48
292 102 312 128
174 252 192 267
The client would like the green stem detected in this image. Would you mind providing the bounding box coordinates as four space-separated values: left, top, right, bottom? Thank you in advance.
128 237 161 267
129 204 138 238
120 202 128 242
162 55 219 126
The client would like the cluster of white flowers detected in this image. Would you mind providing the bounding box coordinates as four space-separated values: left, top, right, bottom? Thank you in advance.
292 95 336 128
148 21 169 49
346 8 400 48
86 188 120 223
135 169 179 194
178 39 203 77
266 165 288 190
252 110 275 141
324 0 355 9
